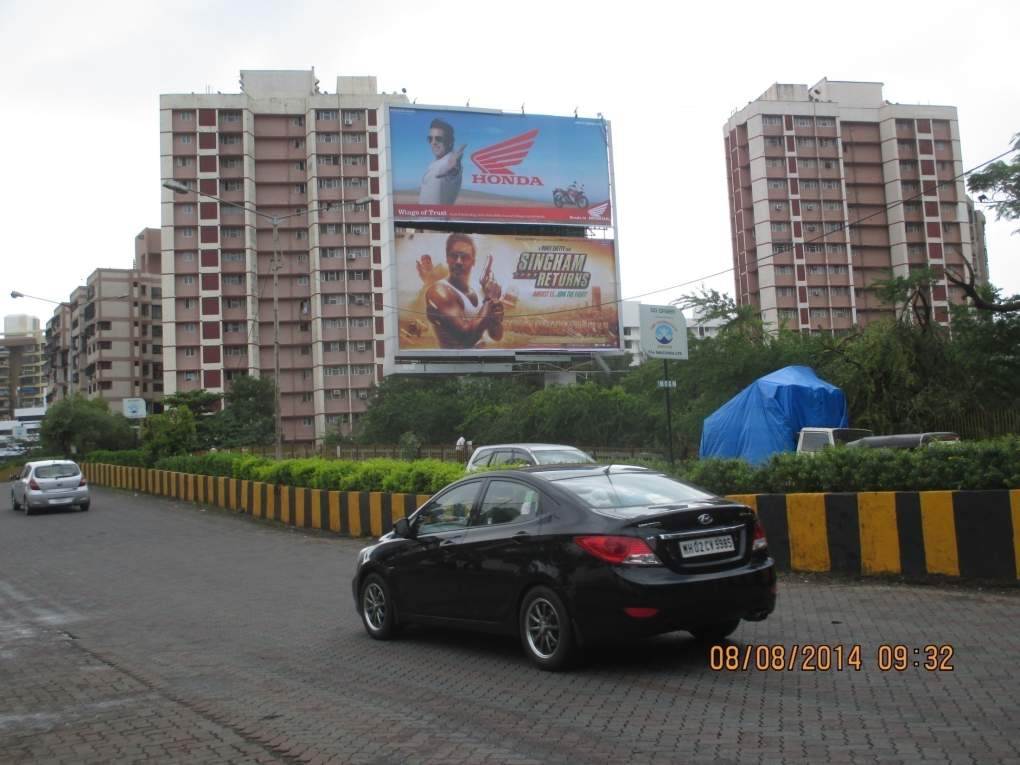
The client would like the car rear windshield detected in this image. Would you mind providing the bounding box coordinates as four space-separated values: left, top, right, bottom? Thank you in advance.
554 472 715 512
35 464 80 479
532 449 595 465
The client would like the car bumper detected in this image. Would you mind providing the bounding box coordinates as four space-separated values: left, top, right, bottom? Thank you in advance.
26 489 90 508
567 559 777 643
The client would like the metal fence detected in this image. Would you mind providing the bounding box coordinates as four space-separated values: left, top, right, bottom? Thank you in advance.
240 444 666 463
928 409 1020 441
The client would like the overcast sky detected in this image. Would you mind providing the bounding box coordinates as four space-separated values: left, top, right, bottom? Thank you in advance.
2 0 1018 328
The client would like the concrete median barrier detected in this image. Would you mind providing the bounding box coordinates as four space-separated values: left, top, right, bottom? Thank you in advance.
83 464 1019 582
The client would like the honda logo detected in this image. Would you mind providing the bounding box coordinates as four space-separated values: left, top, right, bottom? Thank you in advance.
697 513 714 526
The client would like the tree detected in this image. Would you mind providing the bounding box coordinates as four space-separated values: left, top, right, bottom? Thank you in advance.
40 396 136 456
956 132 1020 312
214 375 276 447
163 389 223 449
140 407 198 463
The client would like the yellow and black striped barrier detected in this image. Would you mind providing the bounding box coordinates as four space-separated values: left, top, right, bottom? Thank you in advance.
82 465 1019 582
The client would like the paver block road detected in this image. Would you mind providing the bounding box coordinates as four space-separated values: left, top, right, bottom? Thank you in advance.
1 487 1018 764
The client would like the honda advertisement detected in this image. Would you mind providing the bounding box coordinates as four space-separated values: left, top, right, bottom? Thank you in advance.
395 230 621 354
389 107 613 226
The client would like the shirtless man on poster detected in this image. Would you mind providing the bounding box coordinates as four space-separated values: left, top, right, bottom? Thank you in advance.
418 233 504 349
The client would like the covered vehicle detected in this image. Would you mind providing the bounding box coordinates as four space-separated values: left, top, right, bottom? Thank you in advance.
352 465 776 670
847 432 960 450
700 366 849 465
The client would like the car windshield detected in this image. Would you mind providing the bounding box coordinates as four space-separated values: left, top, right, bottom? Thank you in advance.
554 472 716 514
35 464 80 479
532 449 595 465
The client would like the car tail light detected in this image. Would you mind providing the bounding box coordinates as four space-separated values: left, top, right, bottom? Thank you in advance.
79 477 87 487
752 517 768 552
29 478 41 491
574 535 660 566
623 607 660 619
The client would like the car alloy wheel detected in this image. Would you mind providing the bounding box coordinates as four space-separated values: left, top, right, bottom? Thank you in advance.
360 573 399 640
10 492 19 512
520 586 574 671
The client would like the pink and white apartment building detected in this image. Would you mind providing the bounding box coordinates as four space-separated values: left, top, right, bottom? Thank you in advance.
723 79 988 333
160 70 409 444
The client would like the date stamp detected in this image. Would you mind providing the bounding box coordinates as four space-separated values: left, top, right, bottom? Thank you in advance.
708 644 954 672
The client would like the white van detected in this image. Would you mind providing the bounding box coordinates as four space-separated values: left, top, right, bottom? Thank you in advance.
796 427 874 454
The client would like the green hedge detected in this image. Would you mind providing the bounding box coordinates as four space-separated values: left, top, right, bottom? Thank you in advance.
669 437 1020 495
85 437 1020 497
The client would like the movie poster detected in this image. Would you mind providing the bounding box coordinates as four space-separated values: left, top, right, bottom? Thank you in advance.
395 230 621 354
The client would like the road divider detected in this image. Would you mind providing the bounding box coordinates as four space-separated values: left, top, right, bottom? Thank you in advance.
85 464 1019 582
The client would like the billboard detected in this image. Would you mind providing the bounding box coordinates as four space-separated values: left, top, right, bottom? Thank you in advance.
389 107 612 226
395 230 620 354
639 305 688 360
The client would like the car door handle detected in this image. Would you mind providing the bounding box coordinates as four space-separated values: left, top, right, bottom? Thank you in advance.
512 532 530 543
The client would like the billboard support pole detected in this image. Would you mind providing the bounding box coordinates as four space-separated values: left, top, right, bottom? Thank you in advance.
663 358 674 466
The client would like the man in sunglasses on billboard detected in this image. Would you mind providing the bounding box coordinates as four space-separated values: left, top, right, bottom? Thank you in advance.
419 118 465 205
421 233 504 348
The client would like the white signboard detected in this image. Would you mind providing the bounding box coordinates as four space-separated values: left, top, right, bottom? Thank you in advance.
122 397 147 419
639 304 688 360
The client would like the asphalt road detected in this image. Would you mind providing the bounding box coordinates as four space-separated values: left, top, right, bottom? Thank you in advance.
1 486 1018 764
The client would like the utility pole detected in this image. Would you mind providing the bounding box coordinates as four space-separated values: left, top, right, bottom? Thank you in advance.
663 358 674 466
271 218 283 460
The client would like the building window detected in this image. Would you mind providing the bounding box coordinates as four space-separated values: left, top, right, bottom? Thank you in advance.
219 134 241 145
318 178 341 189
223 322 243 333
174 157 195 168
816 118 835 128
343 155 366 167
223 275 244 286
351 317 371 328
222 158 243 170
795 117 812 128
770 223 789 233
762 115 782 126
823 222 842 233
324 317 346 329
317 154 340 166
184 371 198 382
183 347 197 357
342 133 364 144
316 109 338 121
319 132 340 144
221 111 241 123
342 110 361 125
182 275 196 285
767 180 785 190
321 247 341 258
322 295 345 306
176 110 194 121
182 322 197 332
343 177 366 188
179 227 195 238
222 227 243 239
292 115 305 127
180 134 193 145
295 229 307 240
325 341 346 353
352 365 372 375
221 180 243 192
297 275 309 285
222 252 245 263
766 137 783 147
321 223 342 235
347 247 368 260
224 346 246 357
818 138 835 147
347 224 367 236
772 242 792 254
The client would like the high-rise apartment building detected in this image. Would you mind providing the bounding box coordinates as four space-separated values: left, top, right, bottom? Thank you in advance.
1 315 45 418
44 229 164 414
723 79 987 333
160 70 408 444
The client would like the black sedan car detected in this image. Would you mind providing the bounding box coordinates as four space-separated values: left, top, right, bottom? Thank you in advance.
352 465 776 670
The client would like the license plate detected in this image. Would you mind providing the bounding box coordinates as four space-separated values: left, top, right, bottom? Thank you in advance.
679 534 735 558
49 498 73 505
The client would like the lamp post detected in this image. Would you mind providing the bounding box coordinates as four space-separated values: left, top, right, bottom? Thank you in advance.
163 180 371 458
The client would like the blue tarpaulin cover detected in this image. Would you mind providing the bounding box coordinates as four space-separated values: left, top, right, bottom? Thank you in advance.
699 366 849 465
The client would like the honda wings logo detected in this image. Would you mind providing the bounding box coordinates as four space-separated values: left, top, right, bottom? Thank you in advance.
587 201 611 220
470 129 544 186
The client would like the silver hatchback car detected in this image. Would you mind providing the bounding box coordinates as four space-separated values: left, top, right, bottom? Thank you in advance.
11 460 90 515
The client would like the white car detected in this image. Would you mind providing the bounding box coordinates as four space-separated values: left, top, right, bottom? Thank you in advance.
466 444 596 472
10 460 90 515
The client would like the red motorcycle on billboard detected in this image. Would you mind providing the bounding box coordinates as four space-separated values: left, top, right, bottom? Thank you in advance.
553 182 589 208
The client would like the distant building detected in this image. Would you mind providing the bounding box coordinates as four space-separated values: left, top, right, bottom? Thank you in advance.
44 229 164 414
723 78 988 333
0 315 45 419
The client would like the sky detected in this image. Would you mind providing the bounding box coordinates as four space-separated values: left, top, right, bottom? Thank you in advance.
2 0 1019 329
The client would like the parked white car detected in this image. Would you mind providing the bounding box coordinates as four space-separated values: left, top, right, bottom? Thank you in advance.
466 444 596 472
10 460 90 515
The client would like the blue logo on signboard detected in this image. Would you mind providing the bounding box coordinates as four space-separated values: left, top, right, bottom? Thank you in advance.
654 323 674 345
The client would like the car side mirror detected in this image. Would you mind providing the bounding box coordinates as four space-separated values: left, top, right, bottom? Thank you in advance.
393 518 414 539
